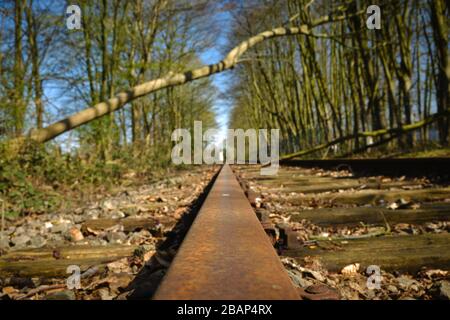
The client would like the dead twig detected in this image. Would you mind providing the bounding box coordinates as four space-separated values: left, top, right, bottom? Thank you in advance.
378 210 391 233
16 284 67 300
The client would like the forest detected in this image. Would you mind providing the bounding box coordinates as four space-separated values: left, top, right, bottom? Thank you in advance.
0 0 448 217
227 0 449 158
0 0 449 302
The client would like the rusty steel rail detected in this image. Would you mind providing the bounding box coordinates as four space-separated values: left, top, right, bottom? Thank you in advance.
153 164 300 300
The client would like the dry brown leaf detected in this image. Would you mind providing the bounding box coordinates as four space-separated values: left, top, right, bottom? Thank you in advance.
107 257 131 273
143 250 156 262
2 286 18 295
97 287 115 300
68 227 84 242
424 269 448 278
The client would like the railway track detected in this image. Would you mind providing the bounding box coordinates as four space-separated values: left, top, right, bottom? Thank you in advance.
0 159 448 300
154 158 450 300
154 165 300 299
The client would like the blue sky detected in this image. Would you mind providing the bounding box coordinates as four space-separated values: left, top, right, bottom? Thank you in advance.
198 10 234 144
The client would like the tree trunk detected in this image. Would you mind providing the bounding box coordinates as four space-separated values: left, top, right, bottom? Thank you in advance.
430 0 449 145
25 0 44 129
13 0 25 135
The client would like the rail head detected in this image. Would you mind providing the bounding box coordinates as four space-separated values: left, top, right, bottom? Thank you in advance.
153 165 300 300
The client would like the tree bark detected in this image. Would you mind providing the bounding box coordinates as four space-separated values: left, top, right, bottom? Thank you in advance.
13 0 25 135
25 0 44 129
430 0 449 145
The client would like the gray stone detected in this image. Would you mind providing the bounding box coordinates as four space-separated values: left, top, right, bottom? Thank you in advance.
47 234 64 244
396 276 417 289
25 229 39 238
0 235 10 249
387 285 399 294
366 290 376 299
107 231 127 243
51 223 70 233
286 270 314 288
14 226 25 234
45 290 76 300
297 277 314 288
73 215 85 224
88 238 108 246
5 227 16 236
29 235 46 248
85 209 100 219
102 199 118 210
11 235 31 248
111 211 126 219
439 281 450 300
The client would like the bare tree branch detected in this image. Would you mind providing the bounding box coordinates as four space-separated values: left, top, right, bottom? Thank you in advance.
21 21 334 144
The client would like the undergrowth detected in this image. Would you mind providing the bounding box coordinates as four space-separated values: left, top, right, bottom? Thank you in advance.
0 140 173 218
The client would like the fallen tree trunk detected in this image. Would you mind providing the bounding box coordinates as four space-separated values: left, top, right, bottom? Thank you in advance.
339 134 397 158
280 111 450 161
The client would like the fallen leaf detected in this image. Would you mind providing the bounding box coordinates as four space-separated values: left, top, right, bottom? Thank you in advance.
97 288 115 300
424 269 448 278
68 227 84 242
143 250 155 262
341 263 360 276
387 202 399 210
2 286 18 295
107 257 131 273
